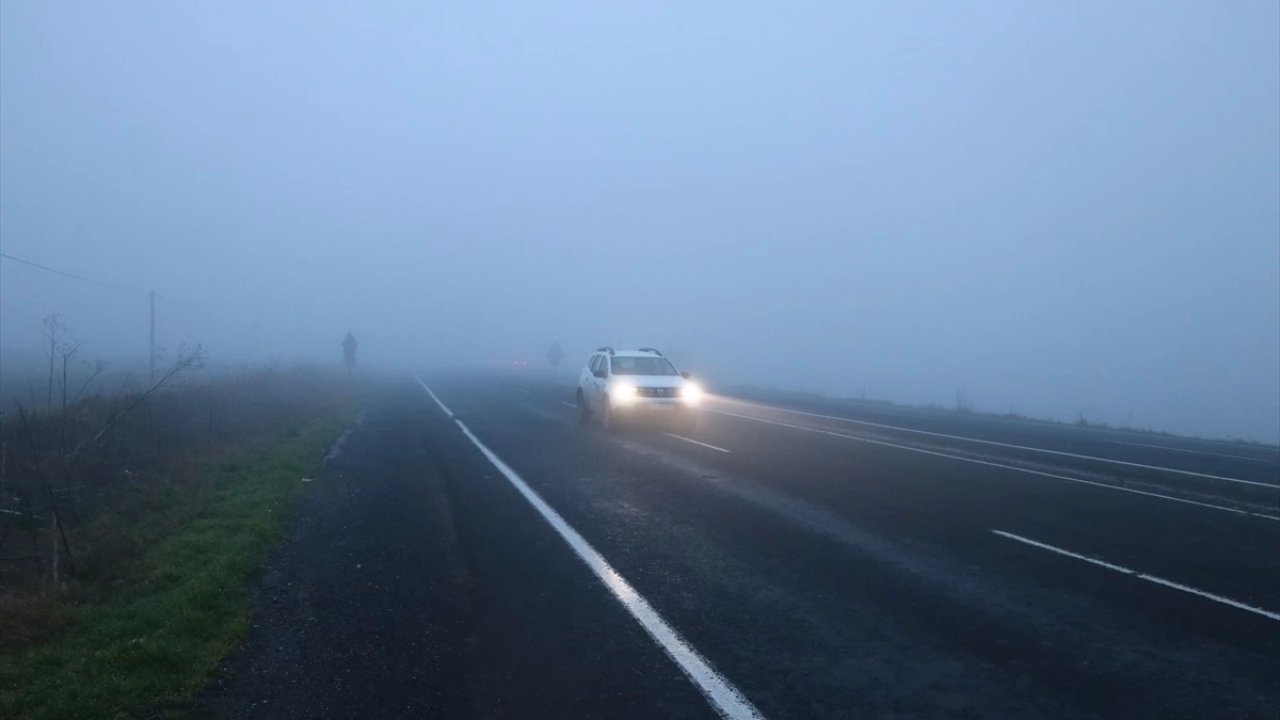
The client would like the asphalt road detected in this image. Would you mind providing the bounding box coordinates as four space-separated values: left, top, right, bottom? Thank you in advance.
202 372 1280 719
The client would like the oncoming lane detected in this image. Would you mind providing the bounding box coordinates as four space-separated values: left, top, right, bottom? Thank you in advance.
685 395 1280 613
705 406 1278 520
533 373 1280 625
710 392 1280 489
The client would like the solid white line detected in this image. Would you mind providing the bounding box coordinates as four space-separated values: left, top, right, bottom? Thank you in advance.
1103 439 1274 464
708 409 1280 521
991 530 1280 622
417 379 763 720
561 401 577 409
665 433 732 453
722 401 1277 488
416 378 454 418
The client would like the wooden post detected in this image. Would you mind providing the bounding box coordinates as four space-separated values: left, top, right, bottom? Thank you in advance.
149 290 156 380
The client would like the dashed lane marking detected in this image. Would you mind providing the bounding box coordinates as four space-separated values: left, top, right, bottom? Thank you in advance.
992 529 1280 622
665 433 732 453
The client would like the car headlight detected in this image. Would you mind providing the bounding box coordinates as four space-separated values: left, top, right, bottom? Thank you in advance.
612 382 638 404
681 382 703 406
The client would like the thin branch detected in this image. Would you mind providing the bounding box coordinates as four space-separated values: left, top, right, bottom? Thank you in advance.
64 346 206 465
72 359 109 405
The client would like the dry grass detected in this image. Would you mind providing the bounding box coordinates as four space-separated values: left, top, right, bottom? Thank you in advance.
0 364 360 720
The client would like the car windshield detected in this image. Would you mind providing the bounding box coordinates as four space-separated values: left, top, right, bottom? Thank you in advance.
610 356 678 376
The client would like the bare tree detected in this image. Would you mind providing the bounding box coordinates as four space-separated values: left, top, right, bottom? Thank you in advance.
42 314 67 413
64 344 207 465
44 344 204 584
72 359 109 406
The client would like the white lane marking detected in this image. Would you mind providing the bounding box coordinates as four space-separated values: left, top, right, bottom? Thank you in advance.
515 388 532 395
721 401 1277 489
1103 439 1274 464
561 401 577 409
708 409 1280 521
416 378 454 418
991 530 1280 622
665 433 732 454
416 379 763 720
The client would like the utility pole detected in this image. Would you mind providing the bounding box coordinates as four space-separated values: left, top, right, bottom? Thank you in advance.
149 290 156 380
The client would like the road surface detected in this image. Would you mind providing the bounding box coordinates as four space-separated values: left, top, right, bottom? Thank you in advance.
201 372 1280 719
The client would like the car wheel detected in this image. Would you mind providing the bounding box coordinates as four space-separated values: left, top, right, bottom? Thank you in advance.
576 390 591 424
599 395 614 430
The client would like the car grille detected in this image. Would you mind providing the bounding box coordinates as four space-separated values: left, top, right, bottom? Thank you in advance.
637 387 680 398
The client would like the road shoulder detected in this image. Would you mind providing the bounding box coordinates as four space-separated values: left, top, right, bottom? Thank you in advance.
197 386 474 719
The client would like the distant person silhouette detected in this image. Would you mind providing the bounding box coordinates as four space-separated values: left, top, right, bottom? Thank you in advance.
342 332 358 377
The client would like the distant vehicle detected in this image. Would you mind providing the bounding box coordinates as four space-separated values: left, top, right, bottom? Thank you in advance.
576 347 703 430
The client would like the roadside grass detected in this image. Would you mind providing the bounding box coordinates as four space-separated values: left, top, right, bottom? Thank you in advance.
0 407 354 720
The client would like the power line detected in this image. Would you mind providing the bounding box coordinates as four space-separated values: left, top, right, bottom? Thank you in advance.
0 251 143 295
1 251 187 379
2 250 267 357
0 251 206 308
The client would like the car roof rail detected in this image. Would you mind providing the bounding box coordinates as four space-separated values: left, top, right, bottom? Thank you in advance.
637 347 662 356
596 346 615 355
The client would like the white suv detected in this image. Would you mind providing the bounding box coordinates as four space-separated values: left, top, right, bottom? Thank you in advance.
576 348 703 430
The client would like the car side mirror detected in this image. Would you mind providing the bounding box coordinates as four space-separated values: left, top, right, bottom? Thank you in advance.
680 371 691 379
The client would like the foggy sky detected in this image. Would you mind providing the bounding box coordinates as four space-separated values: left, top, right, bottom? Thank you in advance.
2 2 1278 441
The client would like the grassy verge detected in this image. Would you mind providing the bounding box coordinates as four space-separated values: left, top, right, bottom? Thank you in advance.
0 406 355 720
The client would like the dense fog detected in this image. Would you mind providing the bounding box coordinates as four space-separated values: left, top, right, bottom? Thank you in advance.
2 2 1277 441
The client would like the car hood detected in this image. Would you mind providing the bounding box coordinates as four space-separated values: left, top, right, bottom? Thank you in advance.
617 375 684 388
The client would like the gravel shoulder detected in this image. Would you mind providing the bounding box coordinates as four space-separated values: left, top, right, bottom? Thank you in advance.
196 385 474 719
